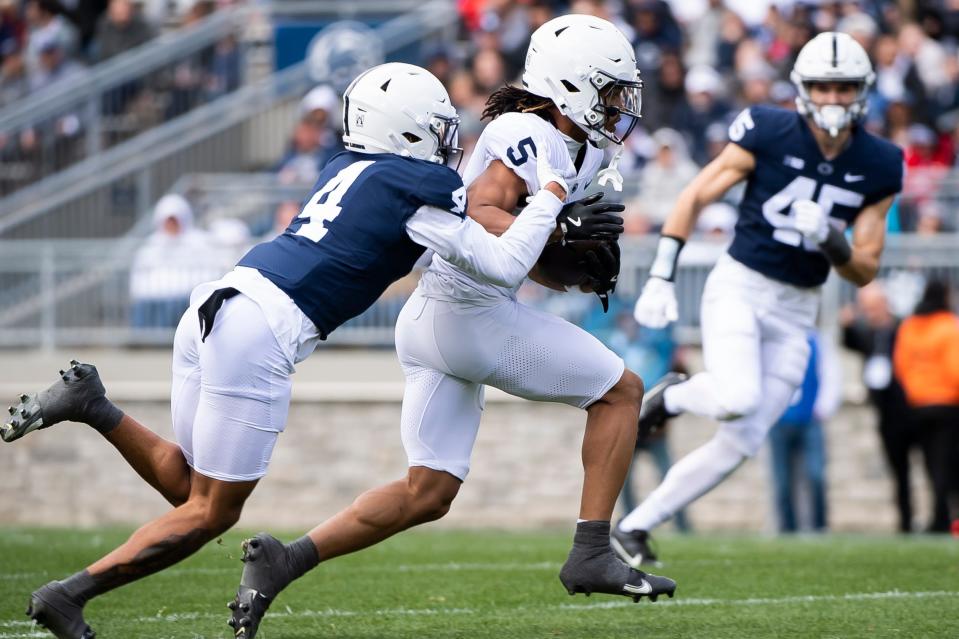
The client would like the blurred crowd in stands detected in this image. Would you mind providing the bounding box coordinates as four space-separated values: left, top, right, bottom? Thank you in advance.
446 0 959 234
0 0 241 194
6 0 959 230
0 0 236 105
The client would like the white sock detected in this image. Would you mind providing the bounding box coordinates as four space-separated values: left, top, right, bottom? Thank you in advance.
618 431 746 532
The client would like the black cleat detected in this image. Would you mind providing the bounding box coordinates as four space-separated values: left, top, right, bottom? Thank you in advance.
26 582 96 639
610 526 661 568
637 372 687 439
558 549 675 602
1 361 109 443
229 533 293 638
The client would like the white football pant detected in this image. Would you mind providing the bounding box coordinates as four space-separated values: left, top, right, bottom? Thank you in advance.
395 289 625 480
171 292 294 482
619 254 818 533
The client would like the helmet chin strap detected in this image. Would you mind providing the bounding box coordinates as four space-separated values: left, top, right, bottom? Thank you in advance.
386 131 416 158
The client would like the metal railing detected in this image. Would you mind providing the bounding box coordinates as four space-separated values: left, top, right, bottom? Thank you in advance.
0 64 309 239
0 6 261 199
0 0 461 240
0 231 955 349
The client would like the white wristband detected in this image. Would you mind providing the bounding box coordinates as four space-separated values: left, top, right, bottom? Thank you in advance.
649 236 685 281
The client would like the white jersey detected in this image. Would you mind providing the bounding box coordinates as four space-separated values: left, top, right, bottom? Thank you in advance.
417 112 604 304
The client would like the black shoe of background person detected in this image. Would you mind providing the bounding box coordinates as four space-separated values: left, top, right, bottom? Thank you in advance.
610 526 661 568
637 372 687 440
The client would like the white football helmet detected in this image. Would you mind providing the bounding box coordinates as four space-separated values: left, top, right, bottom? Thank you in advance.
341 62 462 166
523 14 642 149
790 32 875 137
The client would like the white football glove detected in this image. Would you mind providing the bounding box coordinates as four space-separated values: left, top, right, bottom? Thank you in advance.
535 148 572 197
633 277 678 329
791 199 830 244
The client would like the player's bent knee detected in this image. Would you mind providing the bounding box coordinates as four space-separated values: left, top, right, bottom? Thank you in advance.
165 478 192 508
716 387 762 421
599 369 644 411
413 493 454 523
716 424 763 459
408 471 460 523
206 505 243 534
186 496 244 534
352 469 460 530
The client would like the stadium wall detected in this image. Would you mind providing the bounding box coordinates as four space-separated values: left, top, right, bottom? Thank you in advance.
0 349 930 533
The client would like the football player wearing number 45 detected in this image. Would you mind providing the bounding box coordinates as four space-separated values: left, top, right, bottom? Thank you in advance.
0 63 576 639
613 32 904 567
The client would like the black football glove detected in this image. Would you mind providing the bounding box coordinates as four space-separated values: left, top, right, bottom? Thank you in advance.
556 192 625 244
583 241 620 313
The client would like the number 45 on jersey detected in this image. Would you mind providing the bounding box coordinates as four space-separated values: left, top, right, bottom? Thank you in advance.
762 176 863 249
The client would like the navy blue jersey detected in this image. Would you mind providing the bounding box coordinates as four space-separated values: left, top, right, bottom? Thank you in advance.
726 105 903 288
239 151 466 338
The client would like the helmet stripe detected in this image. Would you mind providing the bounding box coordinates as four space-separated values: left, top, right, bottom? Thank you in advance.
832 34 838 67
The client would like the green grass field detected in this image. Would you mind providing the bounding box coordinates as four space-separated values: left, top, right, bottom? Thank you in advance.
1 528 957 639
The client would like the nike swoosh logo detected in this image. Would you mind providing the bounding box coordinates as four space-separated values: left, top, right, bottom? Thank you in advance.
567 217 582 227
844 173 864 182
623 580 652 595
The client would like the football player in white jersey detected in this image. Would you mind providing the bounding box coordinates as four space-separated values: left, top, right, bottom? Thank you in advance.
224 14 675 638
397 13 678 604
613 32 904 566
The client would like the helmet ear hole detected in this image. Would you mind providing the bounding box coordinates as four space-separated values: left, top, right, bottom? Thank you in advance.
561 80 580 93
402 132 422 143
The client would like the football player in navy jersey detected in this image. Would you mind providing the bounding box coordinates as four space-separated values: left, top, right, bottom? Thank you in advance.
0 63 575 639
613 32 904 566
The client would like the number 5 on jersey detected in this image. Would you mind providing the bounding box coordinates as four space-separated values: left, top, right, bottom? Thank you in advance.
506 137 537 166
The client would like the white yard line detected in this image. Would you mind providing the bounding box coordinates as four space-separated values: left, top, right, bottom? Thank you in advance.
1 589 955 633
556 589 959 610
131 589 959 624
0 561 563 583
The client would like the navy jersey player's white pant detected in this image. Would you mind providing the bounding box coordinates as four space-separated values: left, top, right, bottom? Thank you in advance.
619 255 817 532
395 289 625 481
169 268 316 481
171 293 294 482
677 254 817 451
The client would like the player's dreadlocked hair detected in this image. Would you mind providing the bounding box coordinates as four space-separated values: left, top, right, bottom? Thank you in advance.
482 85 554 122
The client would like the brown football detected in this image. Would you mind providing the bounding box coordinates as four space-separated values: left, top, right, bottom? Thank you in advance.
536 240 608 287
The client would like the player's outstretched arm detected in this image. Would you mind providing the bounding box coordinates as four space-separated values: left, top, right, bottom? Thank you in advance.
661 142 755 240
634 143 754 328
835 194 894 286
406 153 569 288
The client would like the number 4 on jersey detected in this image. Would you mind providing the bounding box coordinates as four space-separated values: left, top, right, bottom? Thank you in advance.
295 160 375 242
